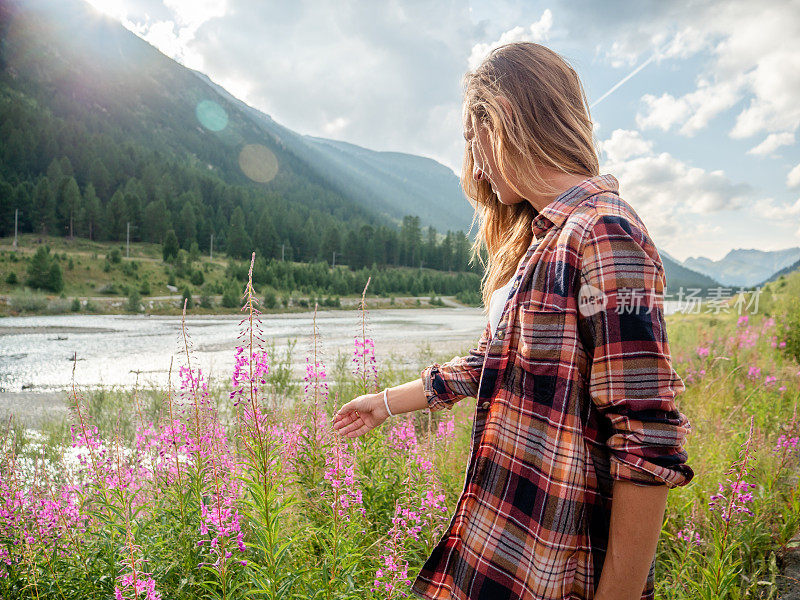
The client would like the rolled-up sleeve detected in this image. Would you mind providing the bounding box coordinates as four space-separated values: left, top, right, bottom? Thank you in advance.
577 213 694 489
420 320 491 411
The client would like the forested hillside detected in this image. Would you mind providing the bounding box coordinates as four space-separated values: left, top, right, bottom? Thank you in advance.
0 0 478 274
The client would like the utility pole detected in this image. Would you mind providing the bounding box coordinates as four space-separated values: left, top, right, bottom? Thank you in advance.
126 222 130 258
332 251 336 268
281 243 285 261
12 209 19 249
210 233 214 260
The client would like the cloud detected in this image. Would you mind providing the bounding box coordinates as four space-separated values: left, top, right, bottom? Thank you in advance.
788 163 800 188
467 9 552 70
752 197 800 220
598 129 754 246
636 76 744 136
747 132 795 156
597 129 653 162
599 0 800 141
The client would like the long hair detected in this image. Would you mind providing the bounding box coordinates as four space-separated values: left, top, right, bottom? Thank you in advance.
461 42 599 313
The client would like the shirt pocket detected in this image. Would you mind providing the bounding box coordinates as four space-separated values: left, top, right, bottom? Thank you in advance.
517 304 568 367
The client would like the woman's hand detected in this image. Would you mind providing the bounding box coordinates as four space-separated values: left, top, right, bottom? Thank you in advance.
332 392 389 438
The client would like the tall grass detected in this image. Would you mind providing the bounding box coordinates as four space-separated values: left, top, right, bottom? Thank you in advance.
1 256 799 599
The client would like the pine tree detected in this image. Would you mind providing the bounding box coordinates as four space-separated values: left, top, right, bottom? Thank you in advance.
226 207 252 260
162 229 179 262
81 183 101 240
59 177 81 238
26 246 62 292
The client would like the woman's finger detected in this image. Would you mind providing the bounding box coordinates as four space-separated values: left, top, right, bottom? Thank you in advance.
333 406 360 427
333 399 361 422
336 415 365 437
332 406 355 424
342 421 371 439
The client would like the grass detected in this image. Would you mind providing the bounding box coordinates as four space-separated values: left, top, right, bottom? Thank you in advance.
0 235 461 317
1 256 799 599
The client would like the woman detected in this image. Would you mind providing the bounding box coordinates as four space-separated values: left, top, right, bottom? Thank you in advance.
332 41 694 600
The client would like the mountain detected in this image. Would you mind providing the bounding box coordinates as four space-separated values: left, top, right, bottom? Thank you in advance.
683 247 800 288
0 0 476 271
658 252 721 293
196 72 473 232
759 257 800 285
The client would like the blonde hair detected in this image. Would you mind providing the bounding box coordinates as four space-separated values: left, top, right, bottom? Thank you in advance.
460 42 599 313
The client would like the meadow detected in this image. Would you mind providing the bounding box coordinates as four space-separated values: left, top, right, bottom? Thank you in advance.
1 254 799 600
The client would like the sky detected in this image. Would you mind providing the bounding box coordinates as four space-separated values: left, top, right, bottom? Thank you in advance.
83 0 800 262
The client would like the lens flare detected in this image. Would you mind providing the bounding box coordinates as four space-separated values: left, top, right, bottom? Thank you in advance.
238 144 278 183
196 100 228 132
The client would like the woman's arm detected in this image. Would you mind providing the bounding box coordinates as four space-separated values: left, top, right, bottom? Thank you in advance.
577 213 694 487
594 480 669 600
333 378 436 438
381 378 430 416
333 322 491 438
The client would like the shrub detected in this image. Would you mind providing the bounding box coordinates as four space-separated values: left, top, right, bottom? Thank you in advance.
221 284 239 308
97 283 120 295
189 241 200 263
190 269 205 286
263 290 277 309
121 261 138 277
26 246 63 293
181 286 193 309
107 248 122 264
200 289 213 309
139 279 151 295
70 298 81 312
127 289 142 313
9 291 47 312
5 271 17 285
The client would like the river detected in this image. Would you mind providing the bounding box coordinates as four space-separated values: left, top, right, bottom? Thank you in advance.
0 302 684 424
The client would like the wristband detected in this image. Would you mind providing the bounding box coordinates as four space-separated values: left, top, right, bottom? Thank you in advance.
383 388 394 417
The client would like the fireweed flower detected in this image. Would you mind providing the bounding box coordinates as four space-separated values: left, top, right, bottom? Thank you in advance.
710 417 757 524
775 434 799 453
436 414 455 441
387 416 418 453
352 336 380 393
115 571 162 600
321 439 365 521
676 522 703 546
373 498 412 598
696 346 710 358
230 346 269 407
303 355 331 440
709 480 757 521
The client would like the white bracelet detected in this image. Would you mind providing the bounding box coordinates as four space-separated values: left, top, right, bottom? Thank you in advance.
383 388 394 417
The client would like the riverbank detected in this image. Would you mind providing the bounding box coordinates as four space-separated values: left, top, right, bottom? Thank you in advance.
0 235 483 317
0 291 465 317
0 306 489 426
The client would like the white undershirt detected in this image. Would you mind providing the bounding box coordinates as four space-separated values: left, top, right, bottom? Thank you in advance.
488 254 525 339
488 239 540 339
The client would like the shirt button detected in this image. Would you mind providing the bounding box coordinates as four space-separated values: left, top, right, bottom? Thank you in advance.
496 330 504 339
512 280 519 289
480 401 490 409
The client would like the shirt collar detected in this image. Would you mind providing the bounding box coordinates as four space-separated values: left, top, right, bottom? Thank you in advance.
531 174 619 239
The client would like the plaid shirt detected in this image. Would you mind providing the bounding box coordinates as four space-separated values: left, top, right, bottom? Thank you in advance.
411 174 694 600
